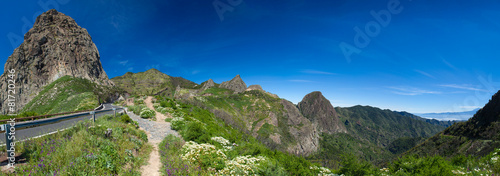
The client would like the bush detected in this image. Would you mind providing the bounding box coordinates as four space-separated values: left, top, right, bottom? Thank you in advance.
120 114 132 123
388 155 454 176
338 154 375 176
171 117 185 131
128 104 146 115
184 121 208 143
139 108 156 119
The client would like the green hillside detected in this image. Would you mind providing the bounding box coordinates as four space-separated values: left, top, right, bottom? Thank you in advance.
336 106 445 148
22 75 121 115
111 68 197 97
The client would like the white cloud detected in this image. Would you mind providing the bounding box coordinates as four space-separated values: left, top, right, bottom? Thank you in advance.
301 69 336 75
414 69 435 79
439 84 487 92
119 60 128 65
442 59 457 70
128 67 133 71
387 86 441 96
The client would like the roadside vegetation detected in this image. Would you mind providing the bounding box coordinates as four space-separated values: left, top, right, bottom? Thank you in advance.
0 114 150 175
153 96 337 176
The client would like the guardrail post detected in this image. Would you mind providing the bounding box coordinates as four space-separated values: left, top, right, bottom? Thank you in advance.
4 124 13 160
113 108 116 117
90 111 95 123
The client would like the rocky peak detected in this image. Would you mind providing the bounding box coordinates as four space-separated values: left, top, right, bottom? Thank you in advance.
219 74 247 93
0 9 113 114
298 91 347 134
246 85 263 91
201 78 215 90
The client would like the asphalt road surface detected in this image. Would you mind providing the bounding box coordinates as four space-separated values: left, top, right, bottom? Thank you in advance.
0 103 123 145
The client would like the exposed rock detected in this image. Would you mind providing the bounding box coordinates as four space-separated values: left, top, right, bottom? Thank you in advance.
246 85 263 91
105 128 113 138
0 9 113 114
298 91 347 134
220 75 247 93
201 79 215 90
281 100 319 156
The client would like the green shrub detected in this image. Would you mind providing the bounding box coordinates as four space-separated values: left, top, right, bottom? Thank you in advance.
337 154 376 176
128 104 147 115
120 114 132 123
139 108 156 119
171 117 185 131
388 155 454 176
184 121 208 143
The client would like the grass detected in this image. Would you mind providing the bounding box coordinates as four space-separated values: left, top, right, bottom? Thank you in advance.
0 114 151 175
21 76 101 115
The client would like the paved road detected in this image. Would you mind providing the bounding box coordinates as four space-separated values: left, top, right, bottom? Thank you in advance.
0 103 123 145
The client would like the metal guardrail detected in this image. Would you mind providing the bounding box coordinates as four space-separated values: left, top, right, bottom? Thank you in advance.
2 107 123 159
0 109 93 124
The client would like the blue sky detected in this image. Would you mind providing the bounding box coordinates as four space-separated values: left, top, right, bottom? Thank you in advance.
1 0 500 116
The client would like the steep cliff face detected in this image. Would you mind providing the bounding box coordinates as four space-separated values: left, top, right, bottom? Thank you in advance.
281 100 319 156
219 75 247 93
298 91 347 134
0 9 112 114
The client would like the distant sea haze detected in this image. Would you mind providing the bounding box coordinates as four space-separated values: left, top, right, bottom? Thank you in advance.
414 108 480 121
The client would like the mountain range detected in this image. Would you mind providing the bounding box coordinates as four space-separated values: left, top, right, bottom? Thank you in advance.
1 9 500 173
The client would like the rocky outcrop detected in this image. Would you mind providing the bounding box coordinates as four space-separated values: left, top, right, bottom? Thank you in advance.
0 9 113 114
298 91 347 134
246 85 263 91
281 100 319 156
220 75 247 93
201 79 215 91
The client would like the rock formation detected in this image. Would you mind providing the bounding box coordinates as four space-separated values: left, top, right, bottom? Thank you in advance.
219 75 247 93
298 91 347 134
281 100 320 156
246 85 263 91
0 9 113 114
201 79 215 91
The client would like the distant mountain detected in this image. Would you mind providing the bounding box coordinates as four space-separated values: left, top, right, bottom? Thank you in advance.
308 105 446 166
407 90 500 158
395 111 462 128
0 9 113 114
414 109 479 121
298 91 347 134
111 68 197 96
335 106 445 148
